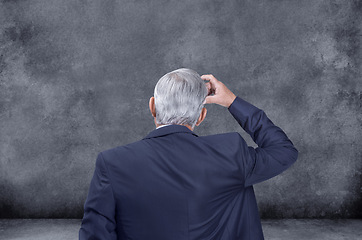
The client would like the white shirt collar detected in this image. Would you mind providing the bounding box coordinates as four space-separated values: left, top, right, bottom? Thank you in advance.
156 124 172 129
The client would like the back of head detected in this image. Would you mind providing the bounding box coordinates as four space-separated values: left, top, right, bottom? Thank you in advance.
154 68 208 129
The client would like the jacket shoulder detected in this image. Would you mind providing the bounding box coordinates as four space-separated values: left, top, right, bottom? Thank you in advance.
199 131 247 151
99 140 144 163
200 131 244 142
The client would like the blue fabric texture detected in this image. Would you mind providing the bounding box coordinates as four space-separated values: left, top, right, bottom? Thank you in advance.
79 96 298 240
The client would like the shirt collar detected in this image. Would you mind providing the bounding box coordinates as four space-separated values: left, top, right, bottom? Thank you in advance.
156 124 172 129
143 124 198 139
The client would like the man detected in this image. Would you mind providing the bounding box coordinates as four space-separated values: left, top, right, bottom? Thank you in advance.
79 68 298 239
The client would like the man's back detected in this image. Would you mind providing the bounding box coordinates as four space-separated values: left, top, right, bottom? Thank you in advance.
79 96 298 239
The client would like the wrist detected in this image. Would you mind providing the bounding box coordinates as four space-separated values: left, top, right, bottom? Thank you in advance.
227 94 237 108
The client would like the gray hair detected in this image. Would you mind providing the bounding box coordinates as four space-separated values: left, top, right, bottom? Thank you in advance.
154 68 208 129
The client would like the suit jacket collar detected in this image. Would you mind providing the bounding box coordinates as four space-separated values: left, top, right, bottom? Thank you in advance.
143 124 198 139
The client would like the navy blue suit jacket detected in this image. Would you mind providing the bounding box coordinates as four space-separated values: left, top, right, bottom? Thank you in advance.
79 96 298 240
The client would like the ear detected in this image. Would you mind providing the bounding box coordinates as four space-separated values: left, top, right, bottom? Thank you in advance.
149 96 156 117
195 107 207 126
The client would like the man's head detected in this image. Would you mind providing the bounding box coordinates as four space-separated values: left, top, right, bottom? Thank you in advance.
149 68 208 130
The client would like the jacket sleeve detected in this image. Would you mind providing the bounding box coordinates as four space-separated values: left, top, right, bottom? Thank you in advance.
228 96 298 187
79 152 117 240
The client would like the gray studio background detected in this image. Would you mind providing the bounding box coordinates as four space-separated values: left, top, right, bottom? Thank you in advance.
0 0 361 219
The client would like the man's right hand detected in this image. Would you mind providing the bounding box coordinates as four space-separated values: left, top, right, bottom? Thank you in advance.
201 74 237 108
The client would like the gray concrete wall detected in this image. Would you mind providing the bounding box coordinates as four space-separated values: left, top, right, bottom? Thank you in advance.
0 0 361 218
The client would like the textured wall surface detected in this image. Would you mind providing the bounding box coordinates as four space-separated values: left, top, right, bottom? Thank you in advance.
0 0 361 218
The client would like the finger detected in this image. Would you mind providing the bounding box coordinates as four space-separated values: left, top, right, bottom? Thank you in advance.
201 74 218 85
200 74 214 80
202 76 215 95
205 82 211 92
203 95 217 104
